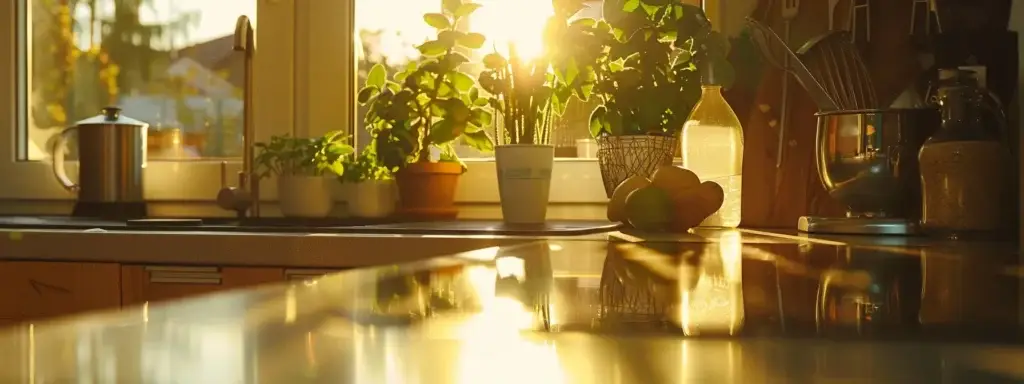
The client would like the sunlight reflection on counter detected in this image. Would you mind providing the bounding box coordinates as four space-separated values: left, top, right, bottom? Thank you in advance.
679 230 745 336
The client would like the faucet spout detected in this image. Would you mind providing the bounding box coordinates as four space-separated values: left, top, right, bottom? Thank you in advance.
233 16 255 55
216 15 260 218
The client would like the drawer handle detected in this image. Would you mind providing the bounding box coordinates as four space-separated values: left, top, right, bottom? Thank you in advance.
146 266 222 285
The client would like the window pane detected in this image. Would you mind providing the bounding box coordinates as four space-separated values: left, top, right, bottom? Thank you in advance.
355 0 603 159
23 0 256 161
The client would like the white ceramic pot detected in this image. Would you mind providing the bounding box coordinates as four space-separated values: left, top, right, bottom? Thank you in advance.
495 144 554 224
347 180 397 218
278 174 333 218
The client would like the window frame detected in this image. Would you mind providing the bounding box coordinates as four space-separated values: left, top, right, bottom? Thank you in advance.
301 0 615 204
0 0 296 201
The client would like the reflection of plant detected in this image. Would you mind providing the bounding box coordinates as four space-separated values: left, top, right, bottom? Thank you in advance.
477 0 591 145
254 131 354 178
357 0 494 171
553 1 732 138
338 149 393 183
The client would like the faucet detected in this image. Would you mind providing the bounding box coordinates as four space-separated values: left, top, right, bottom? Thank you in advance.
216 15 260 218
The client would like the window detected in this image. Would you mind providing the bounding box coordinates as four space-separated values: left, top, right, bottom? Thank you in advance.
344 0 612 203
0 0 295 200
338 0 723 203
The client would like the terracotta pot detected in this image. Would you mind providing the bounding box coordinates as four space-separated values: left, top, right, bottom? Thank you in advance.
395 161 462 219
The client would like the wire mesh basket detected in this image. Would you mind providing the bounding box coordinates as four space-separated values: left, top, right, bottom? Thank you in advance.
597 135 678 197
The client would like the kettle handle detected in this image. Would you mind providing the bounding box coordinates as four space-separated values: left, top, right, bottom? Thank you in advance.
50 126 80 192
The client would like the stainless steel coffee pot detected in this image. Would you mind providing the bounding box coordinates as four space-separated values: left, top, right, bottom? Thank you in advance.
50 106 149 203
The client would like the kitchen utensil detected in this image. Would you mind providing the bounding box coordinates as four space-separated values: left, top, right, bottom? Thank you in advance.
800 108 940 235
848 0 871 43
909 0 943 35
50 106 150 218
746 18 839 111
797 32 879 110
828 0 840 31
777 0 801 168
918 68 1012 238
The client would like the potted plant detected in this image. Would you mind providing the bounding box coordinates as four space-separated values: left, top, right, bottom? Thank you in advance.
476 0 593 224
337 149 396 219
564 1 732 197
254 131 353 218
358 0 494 219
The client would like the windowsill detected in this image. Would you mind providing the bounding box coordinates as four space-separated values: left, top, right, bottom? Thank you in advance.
0 199 608 221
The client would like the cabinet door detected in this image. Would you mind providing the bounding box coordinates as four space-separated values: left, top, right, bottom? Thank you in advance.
0 261 121 320
121 265 283 306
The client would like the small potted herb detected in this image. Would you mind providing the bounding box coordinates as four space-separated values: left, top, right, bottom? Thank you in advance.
564 1 733 197
477 0 592 224
337 149 396 219
358 0 494 219
255 131 354 217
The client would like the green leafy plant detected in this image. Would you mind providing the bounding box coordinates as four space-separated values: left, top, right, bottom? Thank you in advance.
357 0 494 171
553 0 733 138
477 0 592 145
254 131 354 178
338 148 393 183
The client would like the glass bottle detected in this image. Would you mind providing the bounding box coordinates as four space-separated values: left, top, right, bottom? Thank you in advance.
682 63 744 228
918 68 1011 237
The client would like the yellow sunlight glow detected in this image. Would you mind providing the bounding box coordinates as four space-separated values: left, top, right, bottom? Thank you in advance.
472 0 554 61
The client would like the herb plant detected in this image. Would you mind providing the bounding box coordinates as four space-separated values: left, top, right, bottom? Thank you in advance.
338 148 393 183
358 0 495 171
554 0 733 138
254 131 354 178
477 0 591 145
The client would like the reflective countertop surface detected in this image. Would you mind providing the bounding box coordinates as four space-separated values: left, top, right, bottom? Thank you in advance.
1 229 1022 383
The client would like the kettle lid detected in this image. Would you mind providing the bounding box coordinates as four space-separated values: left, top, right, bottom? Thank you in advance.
74 106 149 128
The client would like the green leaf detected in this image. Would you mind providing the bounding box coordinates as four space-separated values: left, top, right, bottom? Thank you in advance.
473 96 489 107
443 98 472 122
423 13 451 30
589 105 607 138
483 53 507 70
456 32 486 49
462 130 494 152
366 64 386 89
357 86 379 104
623 0 640 12
438 30 466 46
449 72 475 92
426 119 464 144
417 40 449 57
443 0 463 14
469 87 479 101
454 3 482 18
442 52 470 70
470 107 493 126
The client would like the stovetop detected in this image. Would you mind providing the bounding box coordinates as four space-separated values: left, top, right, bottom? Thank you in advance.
0 216 621 236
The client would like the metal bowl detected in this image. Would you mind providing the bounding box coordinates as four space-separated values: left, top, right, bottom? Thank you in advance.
815 108 940 218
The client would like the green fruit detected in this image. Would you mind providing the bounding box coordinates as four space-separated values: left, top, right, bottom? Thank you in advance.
624 186 673 231
607 175 651 223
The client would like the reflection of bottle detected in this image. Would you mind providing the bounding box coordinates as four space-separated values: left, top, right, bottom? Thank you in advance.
682 63 744 228
679 231 744 335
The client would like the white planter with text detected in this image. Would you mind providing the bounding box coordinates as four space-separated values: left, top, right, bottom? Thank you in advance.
495 145 554 224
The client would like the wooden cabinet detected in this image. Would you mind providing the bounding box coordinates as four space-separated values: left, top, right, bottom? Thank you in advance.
0 261 121 321
121 265 283 306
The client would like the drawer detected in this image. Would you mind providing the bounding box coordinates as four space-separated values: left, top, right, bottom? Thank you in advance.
121 265 283 306
0 261 121 319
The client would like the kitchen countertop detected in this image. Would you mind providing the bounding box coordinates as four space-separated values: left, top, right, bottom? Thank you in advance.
1 228 1022 382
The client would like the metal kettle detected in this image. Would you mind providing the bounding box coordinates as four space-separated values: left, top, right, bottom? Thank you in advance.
50 106 149 203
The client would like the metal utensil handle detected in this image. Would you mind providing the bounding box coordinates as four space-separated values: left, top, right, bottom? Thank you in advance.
50 126 80 192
